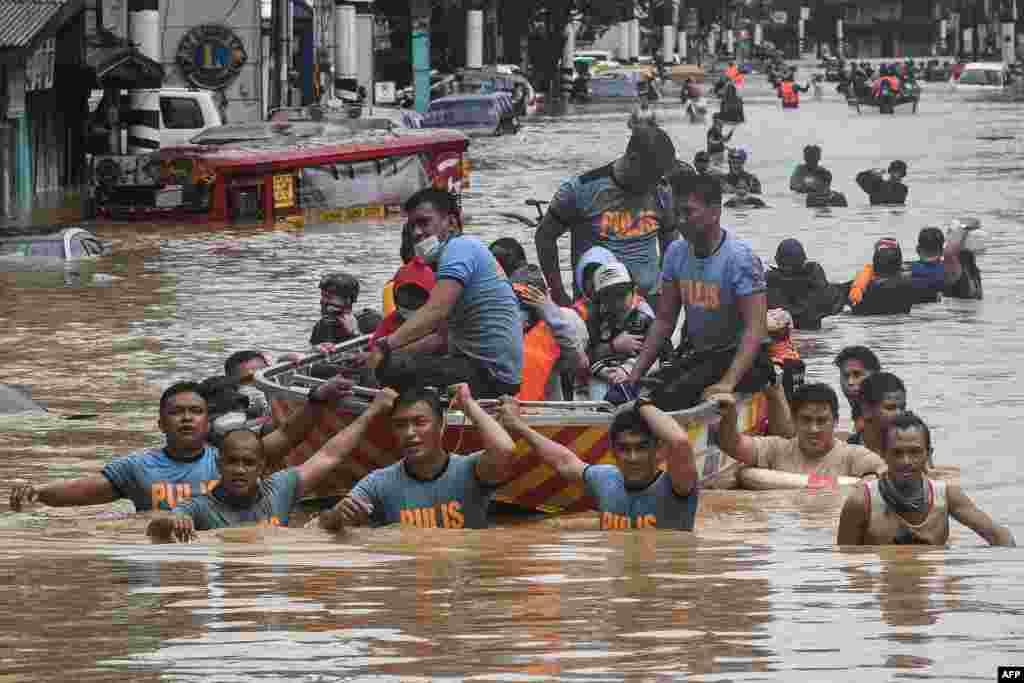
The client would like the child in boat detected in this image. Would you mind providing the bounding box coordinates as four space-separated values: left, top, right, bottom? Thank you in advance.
370 257 436 347
585 262 662 401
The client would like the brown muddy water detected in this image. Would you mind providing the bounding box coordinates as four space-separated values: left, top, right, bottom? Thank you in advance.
1 77 1023 681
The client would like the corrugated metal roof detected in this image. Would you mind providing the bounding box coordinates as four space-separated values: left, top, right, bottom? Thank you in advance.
0 0 67 49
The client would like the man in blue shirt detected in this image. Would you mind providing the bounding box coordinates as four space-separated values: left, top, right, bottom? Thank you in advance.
910 226 945 303
148 379 388 541
367 188 524 398
534 126 678 307
314 383 518 530
628 175 767 403
9 378 348 513
498 396 698 530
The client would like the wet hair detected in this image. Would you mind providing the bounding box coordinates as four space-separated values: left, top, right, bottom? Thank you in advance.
790 383 840 420
610 407 655 446
917 227 944 255
403 187 459 217
676 174 723 207
197 375 248 418
490 237 528 276
834 346 881 372
804 144 822 161
888 160 907 175
224 350 266 377
860 372 906 406
392 385 445 421
160 381 205 415
220 427 263 454
880 410 931 453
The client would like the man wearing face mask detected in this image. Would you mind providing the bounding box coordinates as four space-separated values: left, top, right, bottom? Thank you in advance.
366 188 523 398
534 126 678 308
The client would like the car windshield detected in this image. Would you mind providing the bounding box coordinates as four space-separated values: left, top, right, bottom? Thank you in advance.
959 68 1002 86
423 100 497 126
0 240 65 258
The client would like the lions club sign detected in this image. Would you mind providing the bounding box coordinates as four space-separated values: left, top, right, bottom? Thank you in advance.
176 24 247 89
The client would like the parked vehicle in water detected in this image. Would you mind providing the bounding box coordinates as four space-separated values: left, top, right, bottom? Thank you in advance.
457 68 540 116
89 125 470 226
951 62 1009 91
0 227 109 262
421 94 520 137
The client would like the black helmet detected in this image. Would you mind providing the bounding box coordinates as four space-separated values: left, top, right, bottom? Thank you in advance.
319 272 360 300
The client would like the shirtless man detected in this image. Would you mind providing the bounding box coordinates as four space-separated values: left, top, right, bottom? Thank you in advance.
837 412 1015 546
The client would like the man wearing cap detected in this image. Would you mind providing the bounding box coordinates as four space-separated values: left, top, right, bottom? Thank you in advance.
789 145 832 194
766 238 842 330
856 161 909 205
721 149 762 195
535 126 678 308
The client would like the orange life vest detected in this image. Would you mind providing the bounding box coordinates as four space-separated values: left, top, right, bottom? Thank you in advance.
516 321 561 401
573 298 590 321
779 81 799 106
848 264 874 306
383 280 396 316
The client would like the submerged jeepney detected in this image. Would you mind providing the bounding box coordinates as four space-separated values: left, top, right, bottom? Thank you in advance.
89 122 470 226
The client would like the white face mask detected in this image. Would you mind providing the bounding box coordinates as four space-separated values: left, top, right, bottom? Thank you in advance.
414 235 443 262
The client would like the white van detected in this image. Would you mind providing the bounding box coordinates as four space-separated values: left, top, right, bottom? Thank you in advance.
951 62 1009 91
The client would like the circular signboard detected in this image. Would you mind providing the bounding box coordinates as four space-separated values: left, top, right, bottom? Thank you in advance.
176 24 248 89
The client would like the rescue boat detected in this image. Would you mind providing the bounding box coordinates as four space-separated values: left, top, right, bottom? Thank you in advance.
254 337 767 512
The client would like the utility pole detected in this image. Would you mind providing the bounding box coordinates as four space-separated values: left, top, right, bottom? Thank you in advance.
411 0 431 113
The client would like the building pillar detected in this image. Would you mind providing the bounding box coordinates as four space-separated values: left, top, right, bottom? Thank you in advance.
127 0 160 154
617 21 629 61
466 9 484 69
836 18 844 58
630 18 641 60
411 0 431 113
335 2 357 83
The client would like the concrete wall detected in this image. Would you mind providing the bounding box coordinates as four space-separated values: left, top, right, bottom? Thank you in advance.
160 0 263 124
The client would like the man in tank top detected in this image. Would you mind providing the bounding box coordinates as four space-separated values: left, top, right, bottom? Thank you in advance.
497 396 699 530
836 412 1015 546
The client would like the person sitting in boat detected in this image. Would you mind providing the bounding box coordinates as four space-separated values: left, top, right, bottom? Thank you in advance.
535 126 677 308
909 227 946 303
148 378 369 541
856 160 909 205
310 272 361 346
805 169 849 208
847 238 917 315
223 350 271 421
942 217 986 300
586 262 663 402
722 179 767 210
766 238 846 330
489 237 528 278
572 245 621 322
313 384 518 531
498 396 699 530
721 148 762 195
370 257 436 351
8 379 343 513
510 264 587 402
776 72 810 109
833 346 881 440
627 175 771 411
366 188 523 399
837 412 1016 546
789 145 831 194
706 115 734 158
715 383 886 489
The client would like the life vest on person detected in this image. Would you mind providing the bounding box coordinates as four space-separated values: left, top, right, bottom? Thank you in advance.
572 298 591 321
383 280 396 316
847 264 874 306
516 322 561 402
726 65 744 88
779 81 799 107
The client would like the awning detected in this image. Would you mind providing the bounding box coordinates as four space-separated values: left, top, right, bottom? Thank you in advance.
86 43 165 90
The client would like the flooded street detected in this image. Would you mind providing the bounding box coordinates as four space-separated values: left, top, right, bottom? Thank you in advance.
2 78 1024 681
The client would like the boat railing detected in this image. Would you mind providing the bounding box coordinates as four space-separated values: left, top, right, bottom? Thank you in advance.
254 335 726 427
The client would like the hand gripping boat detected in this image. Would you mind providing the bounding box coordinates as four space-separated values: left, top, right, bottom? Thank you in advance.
254 337 768 512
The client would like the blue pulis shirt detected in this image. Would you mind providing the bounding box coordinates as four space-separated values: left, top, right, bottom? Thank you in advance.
101 445 221 511
583 465 699 530
173 469 300 530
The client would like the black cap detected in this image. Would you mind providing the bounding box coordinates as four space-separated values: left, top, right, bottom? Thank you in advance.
625 126 677 179
775 238 807 271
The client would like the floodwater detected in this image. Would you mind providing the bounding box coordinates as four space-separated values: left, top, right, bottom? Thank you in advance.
2 76 1024 681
